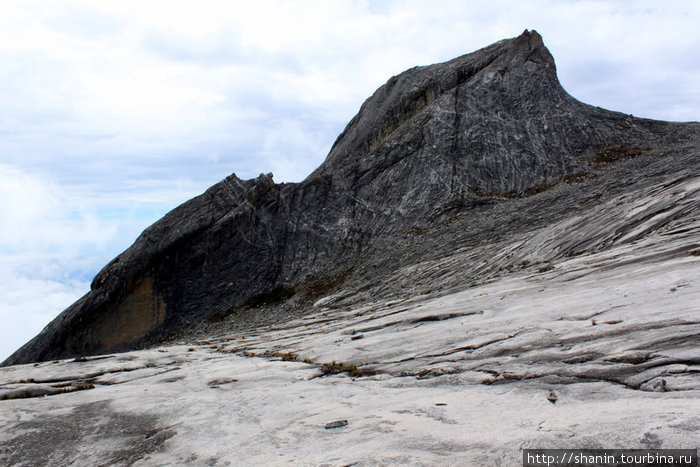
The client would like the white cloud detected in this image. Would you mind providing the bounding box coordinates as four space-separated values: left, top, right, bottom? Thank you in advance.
0 253 91 363
0 164 172 361
0 165 97 360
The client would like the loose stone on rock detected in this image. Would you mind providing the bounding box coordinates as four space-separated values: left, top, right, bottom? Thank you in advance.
324 420 349 429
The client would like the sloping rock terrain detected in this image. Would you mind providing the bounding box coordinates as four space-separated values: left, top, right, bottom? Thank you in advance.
4 30 696 366
0 30 698 465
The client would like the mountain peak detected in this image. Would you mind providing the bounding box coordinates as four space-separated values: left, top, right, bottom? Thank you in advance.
3 32 691 367
519 28 542 43
511 28 554 69
3 28 700 466
313 30 558 178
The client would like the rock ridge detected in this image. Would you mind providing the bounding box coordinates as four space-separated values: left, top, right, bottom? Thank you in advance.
3 30 698 366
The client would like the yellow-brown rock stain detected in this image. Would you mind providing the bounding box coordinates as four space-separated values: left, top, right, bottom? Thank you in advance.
93 276 167 349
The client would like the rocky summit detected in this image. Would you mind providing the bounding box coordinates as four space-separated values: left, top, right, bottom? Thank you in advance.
1 30 699 465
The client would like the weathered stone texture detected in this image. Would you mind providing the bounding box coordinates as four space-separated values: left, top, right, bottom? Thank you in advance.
3 29 698 366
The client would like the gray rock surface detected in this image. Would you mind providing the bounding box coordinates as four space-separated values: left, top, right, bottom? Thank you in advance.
0 29 699 465
3 30 698 370
0 160 697 463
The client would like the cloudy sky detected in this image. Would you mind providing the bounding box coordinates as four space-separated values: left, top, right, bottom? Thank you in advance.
1 0 698 362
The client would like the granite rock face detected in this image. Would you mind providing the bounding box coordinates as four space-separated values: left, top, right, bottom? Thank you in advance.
1 30 699 465
1 147 698 463
3 29 697 366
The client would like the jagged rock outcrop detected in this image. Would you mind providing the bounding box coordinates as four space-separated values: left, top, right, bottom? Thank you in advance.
3 29 697 366
1 142 698 464
1 30 699 465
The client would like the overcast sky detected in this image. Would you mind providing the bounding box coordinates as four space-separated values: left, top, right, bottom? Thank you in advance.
1 0 699 362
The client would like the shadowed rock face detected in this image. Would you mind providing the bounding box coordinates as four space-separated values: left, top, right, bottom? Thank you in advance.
3 29 697 366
